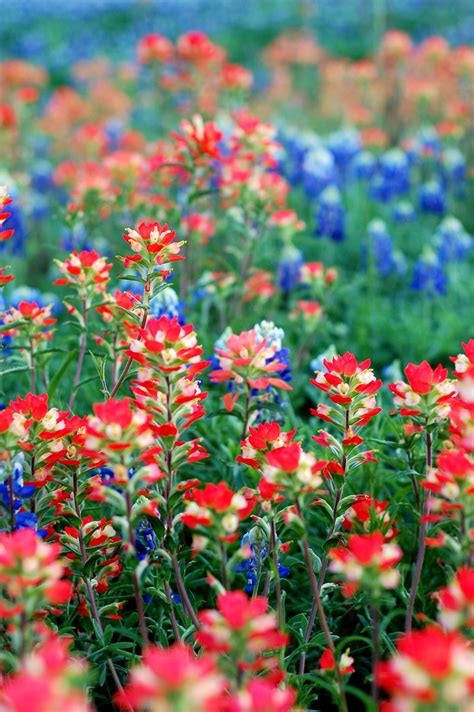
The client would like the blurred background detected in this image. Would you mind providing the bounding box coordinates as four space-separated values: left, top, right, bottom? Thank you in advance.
3 0 474 79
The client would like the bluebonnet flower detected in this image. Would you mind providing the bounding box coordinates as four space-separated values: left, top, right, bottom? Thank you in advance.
326 127 362 172
277 245 303 293
302 147 337 198
411 250 447 295
278 128 322 185
238 527 289 594
30 161 54 194
0 453 37 531
149 287 186 324
392 201 416 223
413 126 442 159
367 219 406 277
419 180 446 215
433 216 472 263
104 120 125 151
442 147 467 185
135 520 158 561
61 223 89 252
352 150 378 181
370 148 410 202
0 294 13 357
253 322 291 384
314 185 345 241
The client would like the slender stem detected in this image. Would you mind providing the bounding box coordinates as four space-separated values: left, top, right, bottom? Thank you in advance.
270 519 283 626
219 542 229 590
132 570 149 647
125 492 149 648
8 473 15 532
300 527 348 712
164 580 181 642
405 429 432 633
69 297 87 410
110 332 119 390
171 553 200 629
371 603 380 704
240 388 251 442
299 484 344 675
72 471 130 708
110 279 150 399
28 340 36 394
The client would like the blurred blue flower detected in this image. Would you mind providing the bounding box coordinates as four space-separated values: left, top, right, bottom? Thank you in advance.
419 180 446 215
277 245 303 293
411 251 447 295
314 185 345 241
367 219 406 277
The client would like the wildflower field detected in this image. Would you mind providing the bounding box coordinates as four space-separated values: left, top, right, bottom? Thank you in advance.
0 2 473 710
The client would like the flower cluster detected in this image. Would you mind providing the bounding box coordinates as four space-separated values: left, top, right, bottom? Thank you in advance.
329 530 403 597
54 249 112 295
435 566 474 631
121 222 184 276
210 326 292 396
181 481 255 544
389 361 457 423
377 626 474 712
310 352 381 475
196 590 289 671
0 528 72 618
117 643 227 711
0 636 91 712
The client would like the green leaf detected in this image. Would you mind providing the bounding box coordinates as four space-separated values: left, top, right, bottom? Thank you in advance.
0 320 26 333
188 188 220 204
0 365 30 377
48 350 78 399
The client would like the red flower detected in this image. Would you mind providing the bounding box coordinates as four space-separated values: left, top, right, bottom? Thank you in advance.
137 33 173 64
405 361 449 395
196 591 289 667
377 626 474 709
116 643 227 711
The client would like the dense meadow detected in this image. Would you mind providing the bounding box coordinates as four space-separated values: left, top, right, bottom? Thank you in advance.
0 7 473 712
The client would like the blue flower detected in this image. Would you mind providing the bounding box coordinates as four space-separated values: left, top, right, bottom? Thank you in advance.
314 185 345 241
0 454 37 531
392 201 416 223
419 180 446 215
149 287 186 324
433 216 472 263
135 520 158 561
326 128 362 171
277 246 303 293
367 219 406 277
411 251 447 295
369 149 410 202
352 151 378 181
238 528 289 594
302 147 337 198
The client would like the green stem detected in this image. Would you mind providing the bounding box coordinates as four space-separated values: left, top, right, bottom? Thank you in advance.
405 429 432 633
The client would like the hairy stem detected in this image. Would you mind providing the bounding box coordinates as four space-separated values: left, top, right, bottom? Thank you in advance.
298 504 348 712
405 429 432 633
164 580 181 642
171 553 201 630
371 603 380 704
270 519 283 626
72 471 130 707
69 297 87 410
125 491 149 648
110 277 150 398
